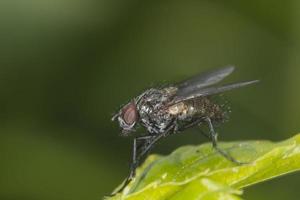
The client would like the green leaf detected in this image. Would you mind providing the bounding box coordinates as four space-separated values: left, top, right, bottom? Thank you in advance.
107 134 300 200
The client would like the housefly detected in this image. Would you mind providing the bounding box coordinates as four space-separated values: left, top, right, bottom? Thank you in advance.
111 66 259 193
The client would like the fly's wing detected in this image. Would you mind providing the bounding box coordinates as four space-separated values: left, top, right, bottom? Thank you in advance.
173 80 259 103
176 66 235 97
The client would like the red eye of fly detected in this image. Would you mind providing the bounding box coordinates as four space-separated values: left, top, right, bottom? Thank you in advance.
122 102 138 125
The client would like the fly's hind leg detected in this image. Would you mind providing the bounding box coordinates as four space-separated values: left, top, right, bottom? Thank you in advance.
176 119 210 139
204 117 245 165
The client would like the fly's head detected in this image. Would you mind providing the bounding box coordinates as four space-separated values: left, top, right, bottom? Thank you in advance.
112 101 139 136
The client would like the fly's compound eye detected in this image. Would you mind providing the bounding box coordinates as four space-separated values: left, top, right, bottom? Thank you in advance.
122 102 138 125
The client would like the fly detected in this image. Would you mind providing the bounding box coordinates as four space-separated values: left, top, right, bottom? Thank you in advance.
111 66 259 194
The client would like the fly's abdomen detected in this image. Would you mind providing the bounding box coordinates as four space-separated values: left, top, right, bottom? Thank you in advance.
192 97 227 122
168 97 226 122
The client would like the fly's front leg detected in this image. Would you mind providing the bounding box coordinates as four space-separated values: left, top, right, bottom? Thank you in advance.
128 137 137 180
114 126 175 194
112 135 154 195
204 117 244 164
129 136 154 179
136 124 176 162
136 134 164 161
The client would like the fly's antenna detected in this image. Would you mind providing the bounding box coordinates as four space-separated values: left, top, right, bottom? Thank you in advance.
111 113 119 121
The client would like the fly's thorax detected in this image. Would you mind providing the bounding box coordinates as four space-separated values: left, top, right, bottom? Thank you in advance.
168 102 186 115
136 88 174 134
162 86 178 96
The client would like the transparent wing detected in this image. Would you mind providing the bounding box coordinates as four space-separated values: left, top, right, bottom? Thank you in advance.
176 66 235 97
173 80 259 103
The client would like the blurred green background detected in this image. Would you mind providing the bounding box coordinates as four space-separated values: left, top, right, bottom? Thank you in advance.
0 0 300 199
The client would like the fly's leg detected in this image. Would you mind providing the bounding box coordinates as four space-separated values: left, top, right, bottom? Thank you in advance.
111 135 154 195
199 129 211 140
128 137 137 180
136 123 175 163
112 125 175 195
136 134 164 161
129 136 155 179
176 119 210 139
204 117 244 164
